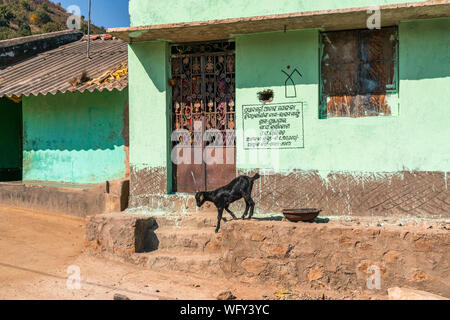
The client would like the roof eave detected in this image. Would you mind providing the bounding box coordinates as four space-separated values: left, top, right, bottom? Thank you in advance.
108 0 450 43
0 85 129 99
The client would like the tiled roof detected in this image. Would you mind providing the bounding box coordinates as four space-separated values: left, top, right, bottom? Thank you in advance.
0 37 128 98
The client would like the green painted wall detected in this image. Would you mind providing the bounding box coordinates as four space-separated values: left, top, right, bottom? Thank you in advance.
130 0 423 26
0 97 21 171
22 89 129 184
235 18 450 175
128 41 171 190
127 18 449 194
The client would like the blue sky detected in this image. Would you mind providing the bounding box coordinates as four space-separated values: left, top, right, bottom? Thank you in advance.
52 0 130 29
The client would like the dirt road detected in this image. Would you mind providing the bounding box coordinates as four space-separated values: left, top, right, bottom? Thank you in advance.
0 206 277 300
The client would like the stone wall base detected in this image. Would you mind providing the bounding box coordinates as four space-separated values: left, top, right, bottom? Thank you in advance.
219 219 450 298
85 212 155 256
85 212 450 298
0 179 129 217
239 170 450 218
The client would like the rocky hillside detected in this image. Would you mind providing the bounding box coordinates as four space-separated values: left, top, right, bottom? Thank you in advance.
0 0 105 40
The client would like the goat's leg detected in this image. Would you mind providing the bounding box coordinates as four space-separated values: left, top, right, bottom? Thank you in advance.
215 208 224 233
242 196 255 220
225 206 238 220
248 197 256 219
241 201 250 220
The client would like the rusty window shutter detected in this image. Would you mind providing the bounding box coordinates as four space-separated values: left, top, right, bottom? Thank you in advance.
320 27 398 118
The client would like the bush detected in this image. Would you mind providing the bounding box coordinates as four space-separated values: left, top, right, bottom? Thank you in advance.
29 13 39 25
41 21 63 33
80 22 88 34
0 26 16 40
36 8 51 25
18 21 31 36
0 5 15 27
20 0 31 11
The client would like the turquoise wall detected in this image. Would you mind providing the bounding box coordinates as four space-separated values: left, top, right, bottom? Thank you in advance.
22 89 129 184
130 0 424 26
0 97 21 172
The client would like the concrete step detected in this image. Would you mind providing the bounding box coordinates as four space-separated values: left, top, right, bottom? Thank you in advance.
153 227 221 253
134 251 222 276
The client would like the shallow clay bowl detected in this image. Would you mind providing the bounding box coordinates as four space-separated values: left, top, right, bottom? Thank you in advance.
282 208 322 222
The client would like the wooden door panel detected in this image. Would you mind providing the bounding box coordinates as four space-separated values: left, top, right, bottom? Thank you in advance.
205 147 236 191
175 147 205 193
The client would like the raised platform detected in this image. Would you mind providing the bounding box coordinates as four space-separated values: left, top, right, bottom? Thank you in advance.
0 179 129 217
129 168 450 218
85 211 450 299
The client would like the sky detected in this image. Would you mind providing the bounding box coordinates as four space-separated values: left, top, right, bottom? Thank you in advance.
52 0 130 29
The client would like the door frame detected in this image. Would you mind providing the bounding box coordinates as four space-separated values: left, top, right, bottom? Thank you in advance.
169 41 236 193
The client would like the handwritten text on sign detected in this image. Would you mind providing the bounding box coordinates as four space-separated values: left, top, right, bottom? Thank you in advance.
243 102 304 149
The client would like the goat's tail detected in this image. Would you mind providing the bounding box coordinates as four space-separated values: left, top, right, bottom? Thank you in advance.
251 173 261 181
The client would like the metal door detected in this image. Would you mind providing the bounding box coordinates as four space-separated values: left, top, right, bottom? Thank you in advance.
171 42 236 193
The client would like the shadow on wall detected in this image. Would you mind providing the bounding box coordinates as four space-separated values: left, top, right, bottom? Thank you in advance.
399 19 450 81
235 21 450 93
22 89 129 152
0 98 22 181
235 30 319 90
129 41 167 94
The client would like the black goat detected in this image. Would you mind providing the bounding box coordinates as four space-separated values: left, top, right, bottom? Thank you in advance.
195 174 261 233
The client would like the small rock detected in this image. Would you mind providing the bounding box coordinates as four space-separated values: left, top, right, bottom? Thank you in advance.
113 294 130 300
274 289 292 298
217 290 237 300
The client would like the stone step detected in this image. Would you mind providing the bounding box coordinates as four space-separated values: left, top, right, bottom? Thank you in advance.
154 212 235 229
152 227 221 253
134 251 222 276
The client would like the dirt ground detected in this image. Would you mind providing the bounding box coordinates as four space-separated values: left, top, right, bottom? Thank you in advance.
0 206 282 300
